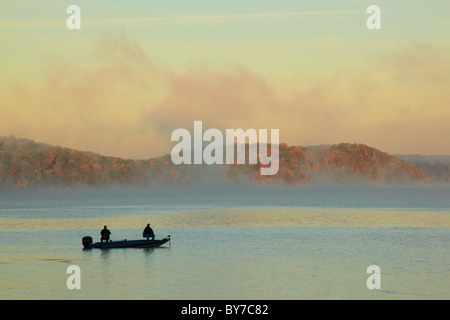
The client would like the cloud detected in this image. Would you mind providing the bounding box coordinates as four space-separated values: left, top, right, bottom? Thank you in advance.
146 67 287 132
381 43 450 83
1 30 449 159
0 29 163 158
92 29 153 68
144 62 355 152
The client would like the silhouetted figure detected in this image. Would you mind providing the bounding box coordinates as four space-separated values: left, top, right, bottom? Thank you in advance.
101 225 111 242
143 223 154 240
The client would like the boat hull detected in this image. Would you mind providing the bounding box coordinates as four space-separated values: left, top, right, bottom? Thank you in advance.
83 236 170 249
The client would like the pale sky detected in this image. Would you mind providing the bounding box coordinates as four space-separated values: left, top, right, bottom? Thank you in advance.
1 0 449 158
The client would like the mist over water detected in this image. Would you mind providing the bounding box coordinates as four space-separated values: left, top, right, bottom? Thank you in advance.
1 183 449 217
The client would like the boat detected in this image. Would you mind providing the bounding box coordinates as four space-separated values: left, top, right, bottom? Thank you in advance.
82 235 170 249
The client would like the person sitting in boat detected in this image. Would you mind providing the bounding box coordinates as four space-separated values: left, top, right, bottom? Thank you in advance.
100 225 111 242
143 223 154 240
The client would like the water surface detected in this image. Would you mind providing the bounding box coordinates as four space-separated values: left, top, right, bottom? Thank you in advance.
0 185 448 299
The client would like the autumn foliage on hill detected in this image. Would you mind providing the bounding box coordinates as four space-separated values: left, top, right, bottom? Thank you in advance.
0 136 187 188
0 136 428 188
227 143 428 185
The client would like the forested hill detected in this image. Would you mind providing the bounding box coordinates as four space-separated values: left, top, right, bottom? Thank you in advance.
396 154 450 183
0 136 431 188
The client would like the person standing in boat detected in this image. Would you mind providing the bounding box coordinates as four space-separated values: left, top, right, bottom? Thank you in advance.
143 223 154 240
100 225 111 242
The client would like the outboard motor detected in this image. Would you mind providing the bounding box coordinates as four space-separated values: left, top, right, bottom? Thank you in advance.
82 236 93 249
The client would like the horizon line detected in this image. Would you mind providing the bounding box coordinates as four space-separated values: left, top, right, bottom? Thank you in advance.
1 135 450 160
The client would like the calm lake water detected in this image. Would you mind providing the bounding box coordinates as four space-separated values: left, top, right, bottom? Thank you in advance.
0 184 449 299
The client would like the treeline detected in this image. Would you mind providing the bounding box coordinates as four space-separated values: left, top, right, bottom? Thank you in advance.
397 154 450 183
227 143 428 185
0 136 191 187
0 136 430 188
